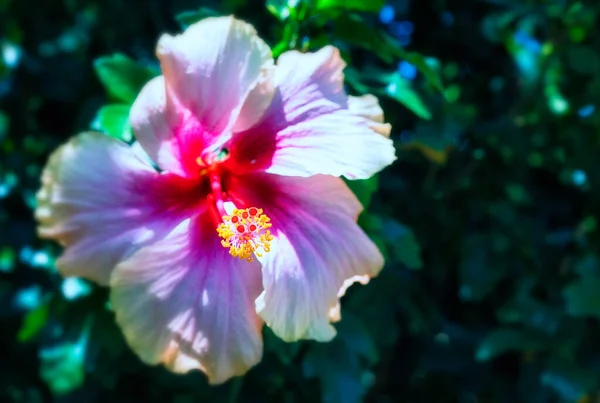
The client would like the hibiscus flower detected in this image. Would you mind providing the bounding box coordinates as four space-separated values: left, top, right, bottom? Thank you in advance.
35 16 396 384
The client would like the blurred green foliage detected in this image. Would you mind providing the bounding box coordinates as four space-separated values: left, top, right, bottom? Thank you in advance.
2 0 600 402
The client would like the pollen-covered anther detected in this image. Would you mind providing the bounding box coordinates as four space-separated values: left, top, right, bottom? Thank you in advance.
216 207 274 262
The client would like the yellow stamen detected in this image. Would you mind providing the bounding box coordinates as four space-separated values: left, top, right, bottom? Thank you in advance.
217 207 274 262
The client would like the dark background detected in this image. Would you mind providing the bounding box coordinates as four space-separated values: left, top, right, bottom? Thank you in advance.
2 0 600 402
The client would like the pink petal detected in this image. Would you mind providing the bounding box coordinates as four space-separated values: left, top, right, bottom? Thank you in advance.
109 214 263 385
228 173 384 341
130 17 274 176
158 16 272 134
35 132 200 285
128 76 183 174
348 94 392 138
226 46 395 179
232 61 275 134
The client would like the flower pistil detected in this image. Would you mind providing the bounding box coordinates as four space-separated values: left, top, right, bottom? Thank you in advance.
217 207 273 262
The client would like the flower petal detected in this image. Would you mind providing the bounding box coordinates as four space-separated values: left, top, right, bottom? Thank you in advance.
110 214 263 384
130 17 274 176
158 16 272 137
228 173 384 341
232 61 276 133
348 94 392 138
128 76 183 174
36 132 197 285
226 46 395 179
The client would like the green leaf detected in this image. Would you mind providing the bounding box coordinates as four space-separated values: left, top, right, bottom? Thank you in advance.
39 320 91 395
359 214 423 269
345 176 378 208
175 7 221 29
39 342 86 395
496 281 561 333
566 45 600 74
333 14 395 64
398 50 444 92
347 283 402 347
93 54 158 103
0 110 8 139
263 327 301 365
269 0 304 57
333 14 443 91
400 104 476 165
0 246 15 272
91 104 132 142
88 310 126 361
385 220 423 269
505 183 531 204
336 313 379 364
316 0 384 13
476 328 550 362
573 253 600 277
266 0 294 21
17 302 49 342
303 340 369 403
384 74 432 120
344 67 372 94
563 276 600 319
458 235 507 301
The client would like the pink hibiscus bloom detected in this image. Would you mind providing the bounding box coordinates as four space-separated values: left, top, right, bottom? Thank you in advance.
35 16 395 384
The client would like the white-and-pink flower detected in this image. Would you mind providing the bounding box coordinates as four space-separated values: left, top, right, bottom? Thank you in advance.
36 16 396 384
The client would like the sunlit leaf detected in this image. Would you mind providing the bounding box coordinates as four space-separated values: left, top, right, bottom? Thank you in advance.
385 74 432 120
0 246 15 272
40 342 86 395
398 50 444 92
333 14 443 91
316 0 384 13
93 54 158 104
345 176 378 209
17 302 49 342
91 104 132 142
269 0 303 56
333 13 395 63
266 0 294 21
39 320 90 395
61 277 93 301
